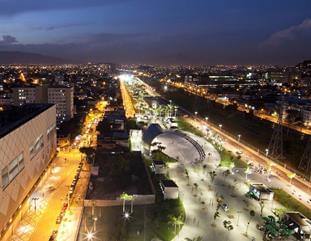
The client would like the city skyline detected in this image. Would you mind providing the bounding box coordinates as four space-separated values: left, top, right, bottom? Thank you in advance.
0 0 310 65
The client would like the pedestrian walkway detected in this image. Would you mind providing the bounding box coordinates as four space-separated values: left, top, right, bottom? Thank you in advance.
162 133 273 241
56 163 91 241
5 150 82 241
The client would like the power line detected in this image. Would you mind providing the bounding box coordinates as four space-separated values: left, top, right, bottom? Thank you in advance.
268 98 284 160
299 136 311 180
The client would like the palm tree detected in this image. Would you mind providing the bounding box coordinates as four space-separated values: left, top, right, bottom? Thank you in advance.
209 171 217 182
245 210 256 236
128 195 135 213
223 220 234 241
193 183 198 192
169 215 184 233
259 200 265 216
229 162 235 174
158 145 166 152
119 192 133 213
263 215 293 240
287 172 296 184
245 166 252 180
184 237 203 241
214 211 220 220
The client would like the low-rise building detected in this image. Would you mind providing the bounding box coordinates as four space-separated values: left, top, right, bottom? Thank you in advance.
249 183 274 201
283 212 311 241
302 108 311 127
142 124 163 154
160 179 179 199
152 160 166 175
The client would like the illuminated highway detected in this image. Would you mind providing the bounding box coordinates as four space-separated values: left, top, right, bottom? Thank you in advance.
163 78 311 135
119 76 136 118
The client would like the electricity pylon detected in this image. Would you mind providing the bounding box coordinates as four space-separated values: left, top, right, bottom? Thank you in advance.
299 137 311 180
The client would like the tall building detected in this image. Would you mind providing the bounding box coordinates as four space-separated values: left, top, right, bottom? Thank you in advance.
11 85 44 106
48 86 74 121
11 85 74 122
0 104 56 237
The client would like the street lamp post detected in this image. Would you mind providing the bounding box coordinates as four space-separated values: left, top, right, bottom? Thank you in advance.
93 216 98 232
236 211 242 226
32 197 39 213
238 134 241 142
205 116 208 121
86 231 95 241
219 124 223 130
265 148 269 157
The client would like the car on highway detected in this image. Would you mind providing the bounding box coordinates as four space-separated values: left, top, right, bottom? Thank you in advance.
236 150 243 155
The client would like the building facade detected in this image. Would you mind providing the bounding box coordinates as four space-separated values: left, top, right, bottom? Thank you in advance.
11 86 44 106
11 85 74 122
48 86 74 121
0 104 57 236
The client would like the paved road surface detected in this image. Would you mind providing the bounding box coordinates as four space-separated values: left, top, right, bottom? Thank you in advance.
159 131 294 241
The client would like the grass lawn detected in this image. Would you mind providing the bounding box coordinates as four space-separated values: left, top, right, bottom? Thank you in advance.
127 118 140 130
79 201 185 241
273 189 311 219
88 151 153 199
151 199 185 241
152 150 178 163
143 156 185 241
176 117 205 137
219 149 247 168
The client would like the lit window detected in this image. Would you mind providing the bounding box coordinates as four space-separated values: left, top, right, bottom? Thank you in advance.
1 153 24 189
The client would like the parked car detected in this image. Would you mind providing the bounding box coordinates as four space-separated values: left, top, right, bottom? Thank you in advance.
221 203 229 212
49 230 58 241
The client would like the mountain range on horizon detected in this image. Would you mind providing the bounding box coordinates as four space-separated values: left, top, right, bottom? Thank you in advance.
0 51 69 64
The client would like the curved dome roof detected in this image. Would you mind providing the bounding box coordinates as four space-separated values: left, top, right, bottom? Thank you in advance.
143 123 163 146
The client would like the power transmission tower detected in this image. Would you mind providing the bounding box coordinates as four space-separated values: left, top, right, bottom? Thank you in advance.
268 100 284 160
298 137 311 180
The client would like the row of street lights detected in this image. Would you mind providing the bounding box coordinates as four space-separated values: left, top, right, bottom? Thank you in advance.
200 112 243 142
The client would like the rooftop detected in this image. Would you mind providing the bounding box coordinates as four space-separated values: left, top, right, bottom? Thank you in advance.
143 123 163 146
286 212 311 228
250 183 273 193
153 160 165 165
0 104 54 138
161 179 178 188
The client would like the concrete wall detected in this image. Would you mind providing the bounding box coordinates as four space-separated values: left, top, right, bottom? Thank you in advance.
164 187 179 200
84 194 156 207
0 105 57 234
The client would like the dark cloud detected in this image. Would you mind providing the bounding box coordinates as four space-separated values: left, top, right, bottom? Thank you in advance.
259 19 311 63
0 0 130 15
263 19 311 46
0 32 259 64
0 35 18 45
0 30 309 65
32 23 89 31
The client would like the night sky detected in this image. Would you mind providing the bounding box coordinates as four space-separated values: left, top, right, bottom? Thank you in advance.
0 0 310 65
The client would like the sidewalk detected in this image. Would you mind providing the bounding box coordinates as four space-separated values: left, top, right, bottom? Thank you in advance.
185 116 311 208
6 150 82 241
56 163 91 241
29 150 82 241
